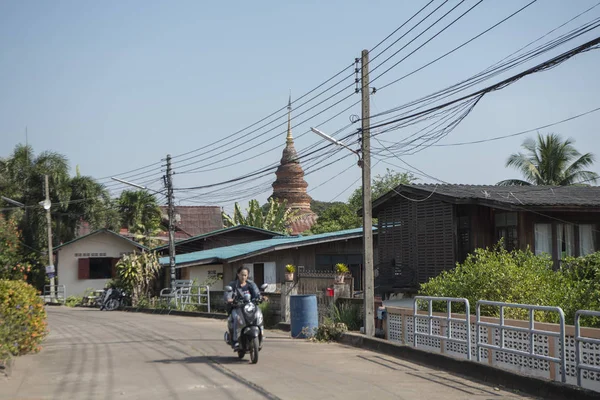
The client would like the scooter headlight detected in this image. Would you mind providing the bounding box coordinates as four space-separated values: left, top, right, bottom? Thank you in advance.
244 302 256 313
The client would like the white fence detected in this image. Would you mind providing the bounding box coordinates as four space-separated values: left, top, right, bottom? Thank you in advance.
385 300 600 393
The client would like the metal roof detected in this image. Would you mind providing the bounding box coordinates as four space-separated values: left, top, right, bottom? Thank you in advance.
53 228 148 251
372 183 600 214
152 225 283 251
158 227 376 267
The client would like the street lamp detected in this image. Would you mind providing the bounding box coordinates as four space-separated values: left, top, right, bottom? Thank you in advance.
309 126 375 337
1 196 25 207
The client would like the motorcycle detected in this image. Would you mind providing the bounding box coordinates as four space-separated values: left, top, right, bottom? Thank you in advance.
223 283 268 364
99 288 128 311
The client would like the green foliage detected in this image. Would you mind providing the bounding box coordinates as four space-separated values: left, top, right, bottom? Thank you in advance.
335 263 349 274
0 280 48 356
116 190 163 242
348 169 418 210
285 264 296 273
310 200 346 216
65 296 83 307
498 132 598 186
309 203 361 234
420 242 600 326
258 301 277 328
0 144 117 256
0 215 32 281
304 321 348 342
115 251 161 305
222 198 300 234
330 302 362 331
557 253 600 326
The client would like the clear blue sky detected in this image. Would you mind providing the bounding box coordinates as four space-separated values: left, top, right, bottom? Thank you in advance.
1 0 599 214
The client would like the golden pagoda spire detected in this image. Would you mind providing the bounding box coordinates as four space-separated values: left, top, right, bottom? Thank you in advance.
286 91 293 144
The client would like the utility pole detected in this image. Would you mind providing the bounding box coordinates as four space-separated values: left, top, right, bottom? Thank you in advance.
361 49 375 337
166 154 176 289
44 175 56 302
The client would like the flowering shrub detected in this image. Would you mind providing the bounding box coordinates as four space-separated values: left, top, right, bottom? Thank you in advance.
0 215 32 281
0 279 48 356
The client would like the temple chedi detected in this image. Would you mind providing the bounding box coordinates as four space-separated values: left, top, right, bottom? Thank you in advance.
271 96 318 234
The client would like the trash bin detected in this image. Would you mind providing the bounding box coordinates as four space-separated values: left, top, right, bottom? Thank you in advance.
290 294 318 338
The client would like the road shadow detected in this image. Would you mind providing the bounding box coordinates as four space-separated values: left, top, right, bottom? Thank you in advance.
151 355 250 365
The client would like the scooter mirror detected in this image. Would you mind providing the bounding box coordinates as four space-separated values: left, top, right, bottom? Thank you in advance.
260 283 269 291
224 285 233 292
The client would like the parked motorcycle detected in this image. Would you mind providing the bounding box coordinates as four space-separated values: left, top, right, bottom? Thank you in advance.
99 288 128 311
223 283 268 364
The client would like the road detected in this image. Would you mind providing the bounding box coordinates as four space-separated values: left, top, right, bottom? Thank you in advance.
1 307 536 400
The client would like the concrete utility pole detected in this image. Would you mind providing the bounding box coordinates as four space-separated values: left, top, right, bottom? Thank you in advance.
44 175 56 301
166 154 177 289
361 49 375 337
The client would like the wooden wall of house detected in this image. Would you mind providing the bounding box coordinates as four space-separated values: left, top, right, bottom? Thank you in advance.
225 236 376 287
519 210 600 260
375 196 455 292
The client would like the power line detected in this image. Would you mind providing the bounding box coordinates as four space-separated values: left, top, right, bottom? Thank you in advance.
432 106 600 147
369 36 600 133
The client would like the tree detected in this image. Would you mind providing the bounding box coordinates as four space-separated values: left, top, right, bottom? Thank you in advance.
116 190 163 239
497 133 599 186
0 145 118 250
115 251 161 304
309 203 361 234
348 169 418 210
222 198 300 234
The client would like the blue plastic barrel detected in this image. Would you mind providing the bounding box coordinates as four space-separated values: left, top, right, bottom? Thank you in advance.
290 294 319 339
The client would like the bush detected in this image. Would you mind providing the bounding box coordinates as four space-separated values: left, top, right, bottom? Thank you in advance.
419 242 561 322
419 243 600 327
304 321 348 342
65 296 83 307
0 280 48 356
258 301 277 328
330 302 362 331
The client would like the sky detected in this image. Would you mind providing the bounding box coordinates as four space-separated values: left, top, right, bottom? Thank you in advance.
1 0 599 215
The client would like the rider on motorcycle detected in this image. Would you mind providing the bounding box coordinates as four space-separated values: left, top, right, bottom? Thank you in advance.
224 266 261 350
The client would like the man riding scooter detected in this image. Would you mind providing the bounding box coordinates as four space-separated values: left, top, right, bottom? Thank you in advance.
224 266 261 351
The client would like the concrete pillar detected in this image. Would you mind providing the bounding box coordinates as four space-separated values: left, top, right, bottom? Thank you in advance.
280 281 298 323
333 283 351 301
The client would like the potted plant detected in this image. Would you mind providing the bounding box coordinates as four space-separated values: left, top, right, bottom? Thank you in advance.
334 263 349 284
285 264 296 282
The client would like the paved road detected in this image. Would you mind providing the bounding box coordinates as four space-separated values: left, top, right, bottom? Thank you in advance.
1 307 536 400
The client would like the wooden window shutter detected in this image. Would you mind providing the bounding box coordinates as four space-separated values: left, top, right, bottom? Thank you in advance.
78 258 90 280
111 258 119 279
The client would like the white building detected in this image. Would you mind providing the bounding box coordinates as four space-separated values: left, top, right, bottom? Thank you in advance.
54 229 147 296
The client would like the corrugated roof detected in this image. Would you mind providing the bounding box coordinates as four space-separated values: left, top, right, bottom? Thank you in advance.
159 227 376 267
372 183 600 213
54 229 148 251
153 225 284 251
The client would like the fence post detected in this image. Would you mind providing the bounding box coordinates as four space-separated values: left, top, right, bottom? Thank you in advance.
281 281 297 323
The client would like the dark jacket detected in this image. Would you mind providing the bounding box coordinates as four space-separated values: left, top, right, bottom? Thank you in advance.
224 279 260 303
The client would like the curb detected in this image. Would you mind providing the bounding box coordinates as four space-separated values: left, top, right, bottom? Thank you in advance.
0 355 14 378
122 307 228 320
339 332 598 400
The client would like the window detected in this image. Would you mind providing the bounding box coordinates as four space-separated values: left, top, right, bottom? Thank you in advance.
496 212 518 251
556 224 575 260
89 258 115 279
534 224 552 256
579 225 597 256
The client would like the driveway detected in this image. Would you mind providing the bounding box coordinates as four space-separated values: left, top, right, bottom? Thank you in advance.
1 307 536 400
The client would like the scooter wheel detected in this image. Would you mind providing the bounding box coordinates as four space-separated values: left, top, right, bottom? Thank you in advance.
237 351 246 359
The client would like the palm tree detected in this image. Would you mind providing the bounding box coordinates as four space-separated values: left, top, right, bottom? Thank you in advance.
497 133 599 186
116 190 163 237
0 144 71 250
222 198 300 234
